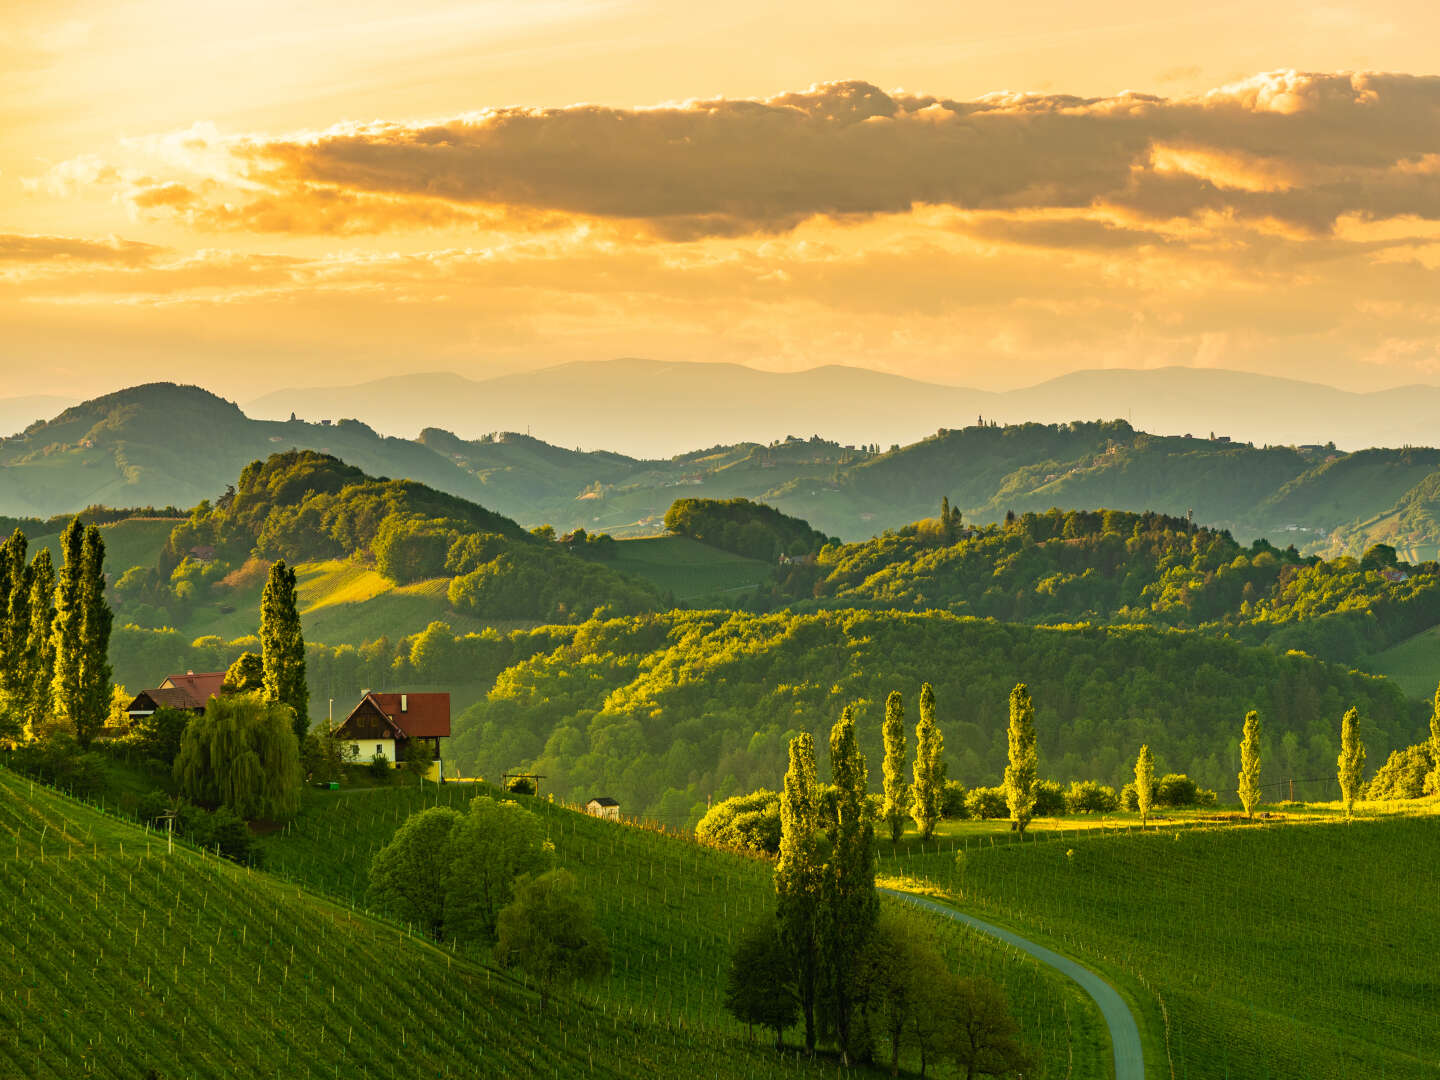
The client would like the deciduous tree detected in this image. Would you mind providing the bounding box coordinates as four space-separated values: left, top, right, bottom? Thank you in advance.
723 921 798 1048
775 732 823 1052
1135 744 1155 827
1003 683 1038 836
74 525 113 748
1238 710 1262 819
881 690 908 845
49 519 85 738
494 869 608 1007
367 805 463 940
173 692 302 820
1337 707 1366 820
910 683 943 841
944 976 1033 1080
448 795 551 940
261 560 309 739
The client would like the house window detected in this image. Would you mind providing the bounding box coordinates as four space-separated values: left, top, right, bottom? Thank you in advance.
376 744 383 757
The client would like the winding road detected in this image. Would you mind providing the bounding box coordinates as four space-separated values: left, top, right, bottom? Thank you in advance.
879 888 1146 1080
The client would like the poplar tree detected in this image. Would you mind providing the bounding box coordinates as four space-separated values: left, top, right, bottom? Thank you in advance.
74 525 113 748
1134 744 1155 827
881 690 908 845
910 682 943 841
823 704 877 1062
1337 707 1366 821
49 518 85 737
1003 683 1038 836
0 530 30 738
261 559 309 739
24 549 56 738
1238 710 1262 819
775 732 822 1052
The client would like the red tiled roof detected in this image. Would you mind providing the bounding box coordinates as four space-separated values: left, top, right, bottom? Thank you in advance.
366 692 451 738
158 671 227 710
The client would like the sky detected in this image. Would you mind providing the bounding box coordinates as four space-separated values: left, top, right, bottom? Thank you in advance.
4 0 1440 402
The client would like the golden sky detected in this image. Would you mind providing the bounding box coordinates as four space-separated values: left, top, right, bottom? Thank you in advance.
4 0 1440 401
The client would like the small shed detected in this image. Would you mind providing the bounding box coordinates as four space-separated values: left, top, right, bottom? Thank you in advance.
585 796 620 821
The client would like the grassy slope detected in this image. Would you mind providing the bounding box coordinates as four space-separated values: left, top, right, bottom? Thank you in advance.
258 782 1110 1079
877 810 1440 1080
0 767 857 1080
1365 625 1440 699
605 536 773 601
29 518 180 576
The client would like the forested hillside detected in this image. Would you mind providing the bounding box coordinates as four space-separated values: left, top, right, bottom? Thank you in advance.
446 609 1418 822
783 507 1440 667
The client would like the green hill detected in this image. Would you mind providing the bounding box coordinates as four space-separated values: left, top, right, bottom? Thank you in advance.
256 780 1108 1078
0 767 831 1080
446 608 1419 821
879 811 1440 1080
1325 470 1440 562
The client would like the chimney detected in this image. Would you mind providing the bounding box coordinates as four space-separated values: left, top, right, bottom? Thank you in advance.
400 694 408 712
186 670 194 675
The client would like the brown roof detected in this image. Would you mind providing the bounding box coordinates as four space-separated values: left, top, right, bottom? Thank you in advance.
351 692 450 738
157 671 227 710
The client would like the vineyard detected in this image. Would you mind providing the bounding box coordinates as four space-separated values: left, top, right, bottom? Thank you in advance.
0 769 862 1079
877 808 1440 1080
258 783 1111 1078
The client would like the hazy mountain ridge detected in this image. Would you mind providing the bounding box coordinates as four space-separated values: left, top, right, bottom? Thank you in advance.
247 360 1440 455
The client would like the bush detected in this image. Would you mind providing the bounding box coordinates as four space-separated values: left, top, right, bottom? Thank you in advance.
695 790 781 854
964 786 1007 819
121 706 193 767
1195 787 1218 807
941 779 969 819
1155 773 1198 807
1367 744 1434 800
368 752 393 781
1120 782 1139 811
1033 779 1065 816
1064 780 1119 814
9 735 106 799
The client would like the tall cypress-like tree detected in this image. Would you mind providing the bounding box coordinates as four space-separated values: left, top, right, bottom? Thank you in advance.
24 548 56 738
261 559 309 740
1134 744 1155 828
49 518 85 737
881 690 908 845
1238 710 1262 819
1337 707 1366 821
822 705 878 1062
775 732 823 1053
1003 683 1038 836
73 525 113 748
0 530 31 738
910 682 943 841
1431 683 1440 762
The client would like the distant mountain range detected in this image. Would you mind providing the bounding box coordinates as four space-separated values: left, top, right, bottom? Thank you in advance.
7 378 1440 559
247 360 1440 456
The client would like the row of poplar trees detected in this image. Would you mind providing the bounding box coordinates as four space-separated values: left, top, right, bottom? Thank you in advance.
0 521 113 746
881 681 1041 844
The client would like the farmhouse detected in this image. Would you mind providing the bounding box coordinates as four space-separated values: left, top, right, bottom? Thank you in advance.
334 692 450 775
125 670 226 720
586 796 620 820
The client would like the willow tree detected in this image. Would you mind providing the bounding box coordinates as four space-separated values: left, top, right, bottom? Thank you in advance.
1003 683 1038 836
880 690 908 845
1135 744 1155 828
174 692 302 820
1337 707 1366 820
1238 710 1262 819
775 732 823 1053
261 560 309 739
823 704 878 1062
910 683 943 841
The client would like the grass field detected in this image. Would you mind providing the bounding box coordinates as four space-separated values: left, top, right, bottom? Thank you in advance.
1365 625 1440 699
606 536 774 601
258 782 1111 1078
877 807 1440 1080
29 517 180 577
0 767 885 1080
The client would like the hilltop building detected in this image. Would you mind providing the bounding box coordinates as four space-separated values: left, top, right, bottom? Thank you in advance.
333 692 451 776
586 796 621 820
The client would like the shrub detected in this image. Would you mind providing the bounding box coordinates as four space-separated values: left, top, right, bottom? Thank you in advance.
1195 787 1218 807
1033 779 1065 816
1064 780 1119 814
368 752 393 781
1367 744 1434 800
1155 773 1198 807
941 779 969 819
964 786 1008 819
9 735 106 798
696 790 781 854
1120 782 1139 811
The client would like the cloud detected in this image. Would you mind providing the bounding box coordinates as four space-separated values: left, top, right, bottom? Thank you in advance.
0 232 161 265
161 70 1440 238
